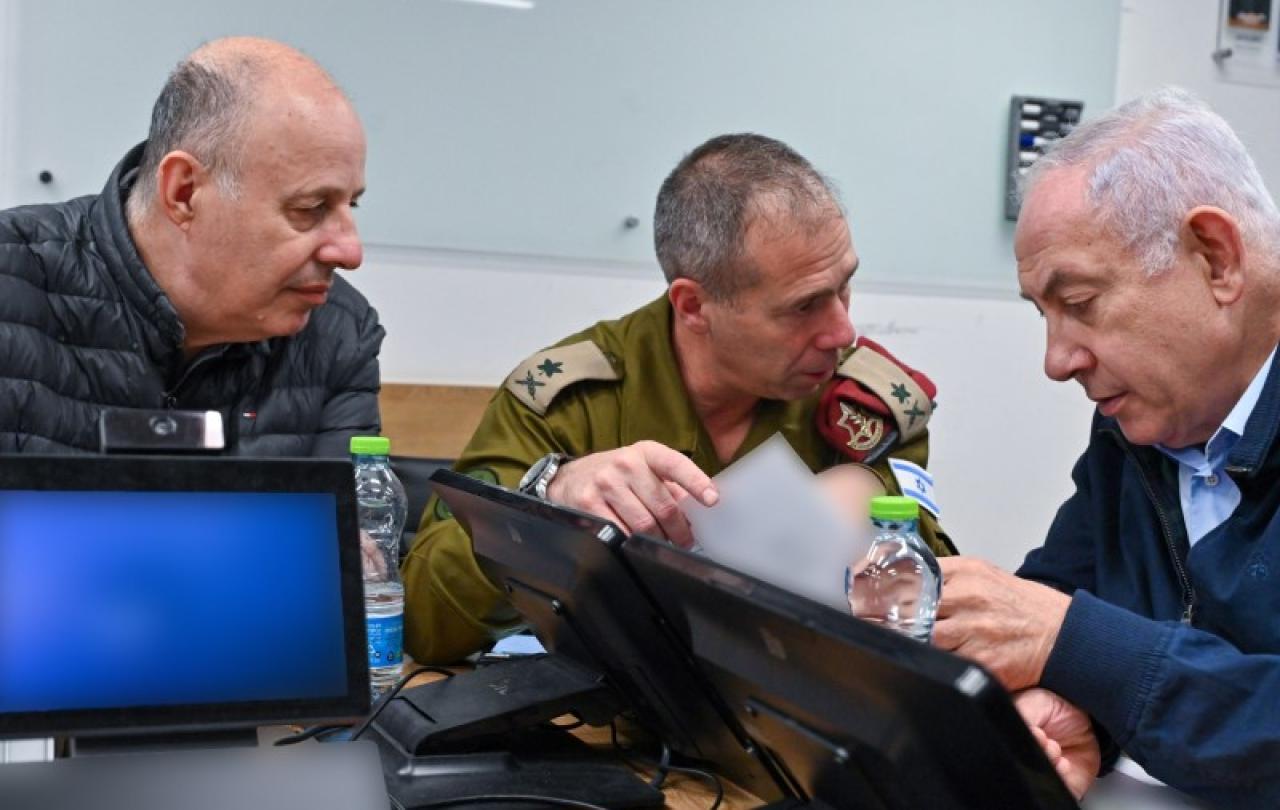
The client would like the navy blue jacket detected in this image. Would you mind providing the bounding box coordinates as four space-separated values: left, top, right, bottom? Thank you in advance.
1019 355 1280 809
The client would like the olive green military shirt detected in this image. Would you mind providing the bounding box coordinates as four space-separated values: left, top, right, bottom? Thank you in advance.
401 295 953 663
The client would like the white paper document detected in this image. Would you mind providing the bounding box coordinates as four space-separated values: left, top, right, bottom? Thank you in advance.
680 434 869 610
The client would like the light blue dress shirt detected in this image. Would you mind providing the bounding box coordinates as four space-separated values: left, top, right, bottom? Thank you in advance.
1157 348 1277 546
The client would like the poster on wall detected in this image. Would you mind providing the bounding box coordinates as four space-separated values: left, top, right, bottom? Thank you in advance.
1228 0 1271 43
1215 0 1280 85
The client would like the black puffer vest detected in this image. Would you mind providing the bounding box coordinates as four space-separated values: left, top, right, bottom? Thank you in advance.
0 143 384 456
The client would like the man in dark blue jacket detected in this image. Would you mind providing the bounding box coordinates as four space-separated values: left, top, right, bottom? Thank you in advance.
934 87 1280 807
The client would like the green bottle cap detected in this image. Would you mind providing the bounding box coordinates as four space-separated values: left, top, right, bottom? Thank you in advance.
350 436 391 456
869 495 919 521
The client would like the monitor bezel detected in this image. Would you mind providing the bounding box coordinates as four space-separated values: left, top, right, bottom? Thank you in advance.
0 454 370 740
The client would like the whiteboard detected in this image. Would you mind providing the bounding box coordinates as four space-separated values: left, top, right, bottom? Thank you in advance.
7 0 1119 289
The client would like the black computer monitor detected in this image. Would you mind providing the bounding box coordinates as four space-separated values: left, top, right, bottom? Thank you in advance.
427 469 790 802
622 534 1080 810
0 455 370 742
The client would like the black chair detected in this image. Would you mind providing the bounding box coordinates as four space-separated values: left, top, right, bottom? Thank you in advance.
389 455 454 561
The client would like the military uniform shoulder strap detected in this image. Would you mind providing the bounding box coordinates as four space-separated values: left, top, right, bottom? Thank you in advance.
835 343 934 443
503 340 621 416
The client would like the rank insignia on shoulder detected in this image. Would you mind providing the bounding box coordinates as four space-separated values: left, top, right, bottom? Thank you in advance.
817 337 936 462
503 340 621 415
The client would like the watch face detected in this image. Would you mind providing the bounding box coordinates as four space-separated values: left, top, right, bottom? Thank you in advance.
519 456 550 493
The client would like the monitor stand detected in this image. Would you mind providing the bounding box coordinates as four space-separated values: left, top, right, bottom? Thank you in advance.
68 727 259 756
368 655 665 809
374 727 665 810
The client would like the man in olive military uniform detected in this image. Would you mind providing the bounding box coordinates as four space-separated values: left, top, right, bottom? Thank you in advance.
402 133 953 663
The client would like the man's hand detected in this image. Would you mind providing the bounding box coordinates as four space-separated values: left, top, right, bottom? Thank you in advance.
1015 688 1101 800
816 463 886 529
546 440 718 548
360 529 388 579
933 557 1070 691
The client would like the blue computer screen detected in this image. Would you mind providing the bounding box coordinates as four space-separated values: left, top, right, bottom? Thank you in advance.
0 491 350 712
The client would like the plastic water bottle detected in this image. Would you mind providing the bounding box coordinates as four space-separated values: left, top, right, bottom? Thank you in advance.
351 436 408 697
846 495 941 642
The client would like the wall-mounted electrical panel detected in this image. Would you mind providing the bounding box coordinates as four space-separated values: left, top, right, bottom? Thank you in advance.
1005 95 1084 220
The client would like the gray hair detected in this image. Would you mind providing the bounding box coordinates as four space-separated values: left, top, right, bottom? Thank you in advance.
1021 86 1280 274
654 133 842 301
126 57 252 219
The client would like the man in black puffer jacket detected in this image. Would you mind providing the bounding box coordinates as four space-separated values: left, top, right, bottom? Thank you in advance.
0 36 383 456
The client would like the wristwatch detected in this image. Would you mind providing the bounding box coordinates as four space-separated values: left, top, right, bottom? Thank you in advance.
518 453 571 500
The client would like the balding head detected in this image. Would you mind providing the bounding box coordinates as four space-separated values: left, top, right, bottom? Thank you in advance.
128 37 350 220
125 37 366 354
188 35 335 76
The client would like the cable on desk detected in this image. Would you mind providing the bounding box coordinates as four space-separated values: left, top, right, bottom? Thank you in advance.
659 762 724 810
607 717 651 757
350 666 456 742
272 724 351 746
648 743 672 790
402 794 611 810
607 717 656 772
608 720 724 810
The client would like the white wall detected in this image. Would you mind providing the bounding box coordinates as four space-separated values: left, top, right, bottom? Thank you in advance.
0 0 18 212
1116 0 1280 187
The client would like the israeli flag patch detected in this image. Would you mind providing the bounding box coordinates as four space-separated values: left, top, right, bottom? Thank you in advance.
888 458 940 518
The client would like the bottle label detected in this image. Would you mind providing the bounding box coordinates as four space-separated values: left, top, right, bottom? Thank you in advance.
367 613 404 669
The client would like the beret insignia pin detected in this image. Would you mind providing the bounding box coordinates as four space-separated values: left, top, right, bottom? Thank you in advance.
836 401 885 452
